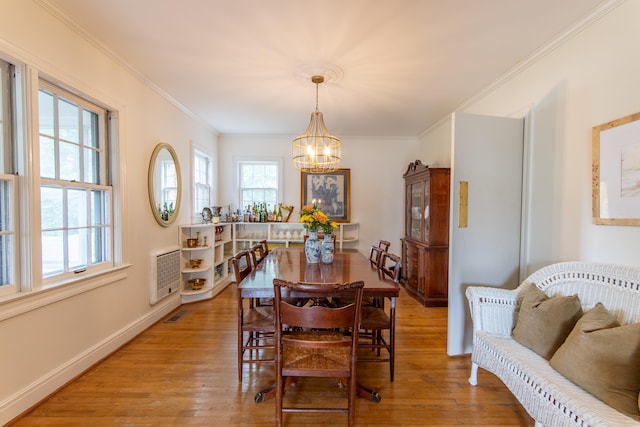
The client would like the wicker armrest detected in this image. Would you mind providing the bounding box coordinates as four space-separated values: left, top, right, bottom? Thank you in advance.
466 286 519 336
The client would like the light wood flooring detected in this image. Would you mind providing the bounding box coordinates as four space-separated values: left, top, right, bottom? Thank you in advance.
10 283 532 426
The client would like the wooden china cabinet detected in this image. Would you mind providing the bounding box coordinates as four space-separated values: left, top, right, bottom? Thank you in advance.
401 160 450 307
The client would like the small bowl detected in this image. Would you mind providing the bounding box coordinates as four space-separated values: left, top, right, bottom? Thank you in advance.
188 278 206 290
189 259 203 268
186 238 198 248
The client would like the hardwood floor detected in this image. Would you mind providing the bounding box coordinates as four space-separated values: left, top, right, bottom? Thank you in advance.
10 283 532 426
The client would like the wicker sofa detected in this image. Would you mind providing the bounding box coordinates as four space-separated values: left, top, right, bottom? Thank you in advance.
466 262 640 427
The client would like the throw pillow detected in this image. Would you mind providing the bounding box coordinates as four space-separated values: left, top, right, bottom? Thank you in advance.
550 303 640 421
511 283 583 359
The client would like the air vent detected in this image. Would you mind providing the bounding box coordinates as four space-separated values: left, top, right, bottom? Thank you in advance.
150 247 180 305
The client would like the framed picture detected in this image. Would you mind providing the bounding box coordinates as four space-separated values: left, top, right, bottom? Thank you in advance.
301 169 350 222
592 111 640 225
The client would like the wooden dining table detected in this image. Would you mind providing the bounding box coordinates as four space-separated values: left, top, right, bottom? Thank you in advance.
237 246 400 403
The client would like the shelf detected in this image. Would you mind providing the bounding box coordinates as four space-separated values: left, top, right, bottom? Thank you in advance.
181 285 214 296
181 245 210 251
179 223 233 303
181 265 212 273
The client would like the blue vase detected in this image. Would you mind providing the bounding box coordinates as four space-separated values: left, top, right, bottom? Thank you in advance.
304 230 321 263
321 233 334 264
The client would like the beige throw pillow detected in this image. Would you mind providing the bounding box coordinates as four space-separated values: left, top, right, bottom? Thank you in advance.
511 283 583 360
550 303 640 421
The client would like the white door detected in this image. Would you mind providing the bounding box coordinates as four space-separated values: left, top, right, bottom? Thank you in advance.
447 112 524 356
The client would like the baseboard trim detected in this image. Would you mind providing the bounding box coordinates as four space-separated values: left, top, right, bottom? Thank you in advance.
0 295 181 425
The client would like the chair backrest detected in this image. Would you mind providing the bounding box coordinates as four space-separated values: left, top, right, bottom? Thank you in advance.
259 239 269 256
380 252 402 282
249 244 266 267
231 250 253 283
273 279 364 331
303 233 337 244
368 240 391 267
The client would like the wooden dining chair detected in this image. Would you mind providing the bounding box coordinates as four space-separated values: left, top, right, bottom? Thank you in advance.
232 250 275 381
358 251 401 382
259 239 269 257
249 243 266 267
368 240 390 267
380 252 402 282
273 278 364 427
303 232 336 244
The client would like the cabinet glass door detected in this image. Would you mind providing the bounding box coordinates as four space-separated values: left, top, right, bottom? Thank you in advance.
410 182 423 239
424 178 430 243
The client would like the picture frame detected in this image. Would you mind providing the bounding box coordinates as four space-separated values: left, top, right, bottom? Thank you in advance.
301 169 350 222
592 111 640 225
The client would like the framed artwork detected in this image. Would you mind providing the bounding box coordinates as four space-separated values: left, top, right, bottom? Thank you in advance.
592 111 640 225
301 169 350 222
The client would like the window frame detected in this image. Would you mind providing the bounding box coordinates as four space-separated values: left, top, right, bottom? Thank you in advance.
192 148 212 215
236 157 283 212
37 79 114 286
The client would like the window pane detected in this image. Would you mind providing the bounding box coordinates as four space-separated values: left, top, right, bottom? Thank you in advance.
84 147 98 184
58 98 79 143
0 179 9 231
0 179 11 286
68 228 87 270
68 188 87 228
41 186 64 230
40 135 56 179
83 109 98 148
60 141 80 181
38 91 55 137
0 234 11 286
42 230 64 276
91 227 109 264
91 190 109 226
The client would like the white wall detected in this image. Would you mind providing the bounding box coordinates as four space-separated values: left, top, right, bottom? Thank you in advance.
0 2 216 423
420 0 640 273
218 134 419 255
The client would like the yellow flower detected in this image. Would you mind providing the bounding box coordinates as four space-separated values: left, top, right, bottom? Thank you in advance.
299 204 336 233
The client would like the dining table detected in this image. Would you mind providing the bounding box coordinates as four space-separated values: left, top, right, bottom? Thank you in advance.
237 246 400 403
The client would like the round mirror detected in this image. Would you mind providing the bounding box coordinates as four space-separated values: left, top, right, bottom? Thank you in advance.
148 143 182 227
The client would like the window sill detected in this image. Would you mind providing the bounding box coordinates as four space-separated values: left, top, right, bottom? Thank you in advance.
0 264 132 322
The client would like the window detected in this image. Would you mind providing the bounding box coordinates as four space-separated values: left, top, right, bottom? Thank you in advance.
238 160 279 211
0 58 16 295
193 149 211 214
38 80 112 282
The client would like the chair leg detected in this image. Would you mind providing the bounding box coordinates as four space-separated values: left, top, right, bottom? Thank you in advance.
468 362 478 385
238 329 243 382
275 373 284 427
347 377 355 427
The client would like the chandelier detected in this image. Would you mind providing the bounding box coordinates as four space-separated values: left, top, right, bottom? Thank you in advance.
292 75 341 172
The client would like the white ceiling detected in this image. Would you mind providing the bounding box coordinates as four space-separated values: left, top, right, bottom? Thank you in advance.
46 0 609 137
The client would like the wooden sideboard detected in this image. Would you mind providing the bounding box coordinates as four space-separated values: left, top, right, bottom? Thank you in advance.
400 161 450 307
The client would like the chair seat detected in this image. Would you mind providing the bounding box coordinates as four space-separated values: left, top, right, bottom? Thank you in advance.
360 306 390 330
243 306 275 331
283 332 351 375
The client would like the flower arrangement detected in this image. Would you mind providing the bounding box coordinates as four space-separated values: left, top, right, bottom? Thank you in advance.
300 204 338 234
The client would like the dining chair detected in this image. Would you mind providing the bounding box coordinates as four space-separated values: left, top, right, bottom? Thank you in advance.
303 232 336 244
380 252 402 282
358 251 401 382
273 278 364 427
368 240 390 267
259 239 269 257
232 250 275 381
249 243 266 267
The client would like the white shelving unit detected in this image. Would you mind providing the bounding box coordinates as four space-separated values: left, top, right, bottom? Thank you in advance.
231 222 358 254
179 223 233 303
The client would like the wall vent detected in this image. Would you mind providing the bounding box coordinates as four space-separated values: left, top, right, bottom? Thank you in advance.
150 247 180 305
